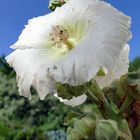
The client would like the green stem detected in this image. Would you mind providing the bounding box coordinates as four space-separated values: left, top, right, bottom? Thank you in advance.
86 81 132 138
86 89 99 104
86 80 118 121
118 96 133 115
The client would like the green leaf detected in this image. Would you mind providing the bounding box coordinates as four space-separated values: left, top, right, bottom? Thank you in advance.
129 57 140 72
95 119 119 140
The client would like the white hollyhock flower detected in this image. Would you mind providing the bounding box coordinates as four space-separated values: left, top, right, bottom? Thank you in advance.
6 0 131 106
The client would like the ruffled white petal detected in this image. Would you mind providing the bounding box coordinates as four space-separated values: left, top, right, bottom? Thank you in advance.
11 14 52 49
6 48 64 99
95 44 130 87
54 94 87 107
34 68 56 100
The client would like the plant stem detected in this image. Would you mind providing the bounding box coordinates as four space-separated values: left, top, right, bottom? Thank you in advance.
86 89 99 104
118 96 133 115
86 80 118 121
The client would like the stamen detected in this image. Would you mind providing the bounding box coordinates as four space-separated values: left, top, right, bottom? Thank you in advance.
49 25 74 50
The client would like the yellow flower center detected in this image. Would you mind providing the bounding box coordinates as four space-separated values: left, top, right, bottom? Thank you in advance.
50 25 74 50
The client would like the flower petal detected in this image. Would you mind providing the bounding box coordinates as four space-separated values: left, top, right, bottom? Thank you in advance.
6 48 64 99
64 94 87 107
55 94 87 107
95 44 130 87
11 13 58 49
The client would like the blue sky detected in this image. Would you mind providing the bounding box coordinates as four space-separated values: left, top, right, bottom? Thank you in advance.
0 0 139 60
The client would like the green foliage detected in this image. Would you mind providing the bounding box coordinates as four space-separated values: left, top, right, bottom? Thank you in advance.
0 121 14 140
0 121 49 140
129 57 140 72
0 55 14 76
109 70 140 101
13 128 47 140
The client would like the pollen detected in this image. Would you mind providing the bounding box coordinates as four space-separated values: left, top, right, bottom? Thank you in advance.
50 25 74 50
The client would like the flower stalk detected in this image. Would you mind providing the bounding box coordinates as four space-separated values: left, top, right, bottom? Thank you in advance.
86 80 119 121
118 95 133 115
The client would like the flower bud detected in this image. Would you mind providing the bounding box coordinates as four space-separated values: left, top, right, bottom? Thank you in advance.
67 116 96 140
95 119 119 140
49 0 68 11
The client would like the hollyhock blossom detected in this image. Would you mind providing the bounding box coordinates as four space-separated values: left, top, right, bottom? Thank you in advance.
6 0 131 106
